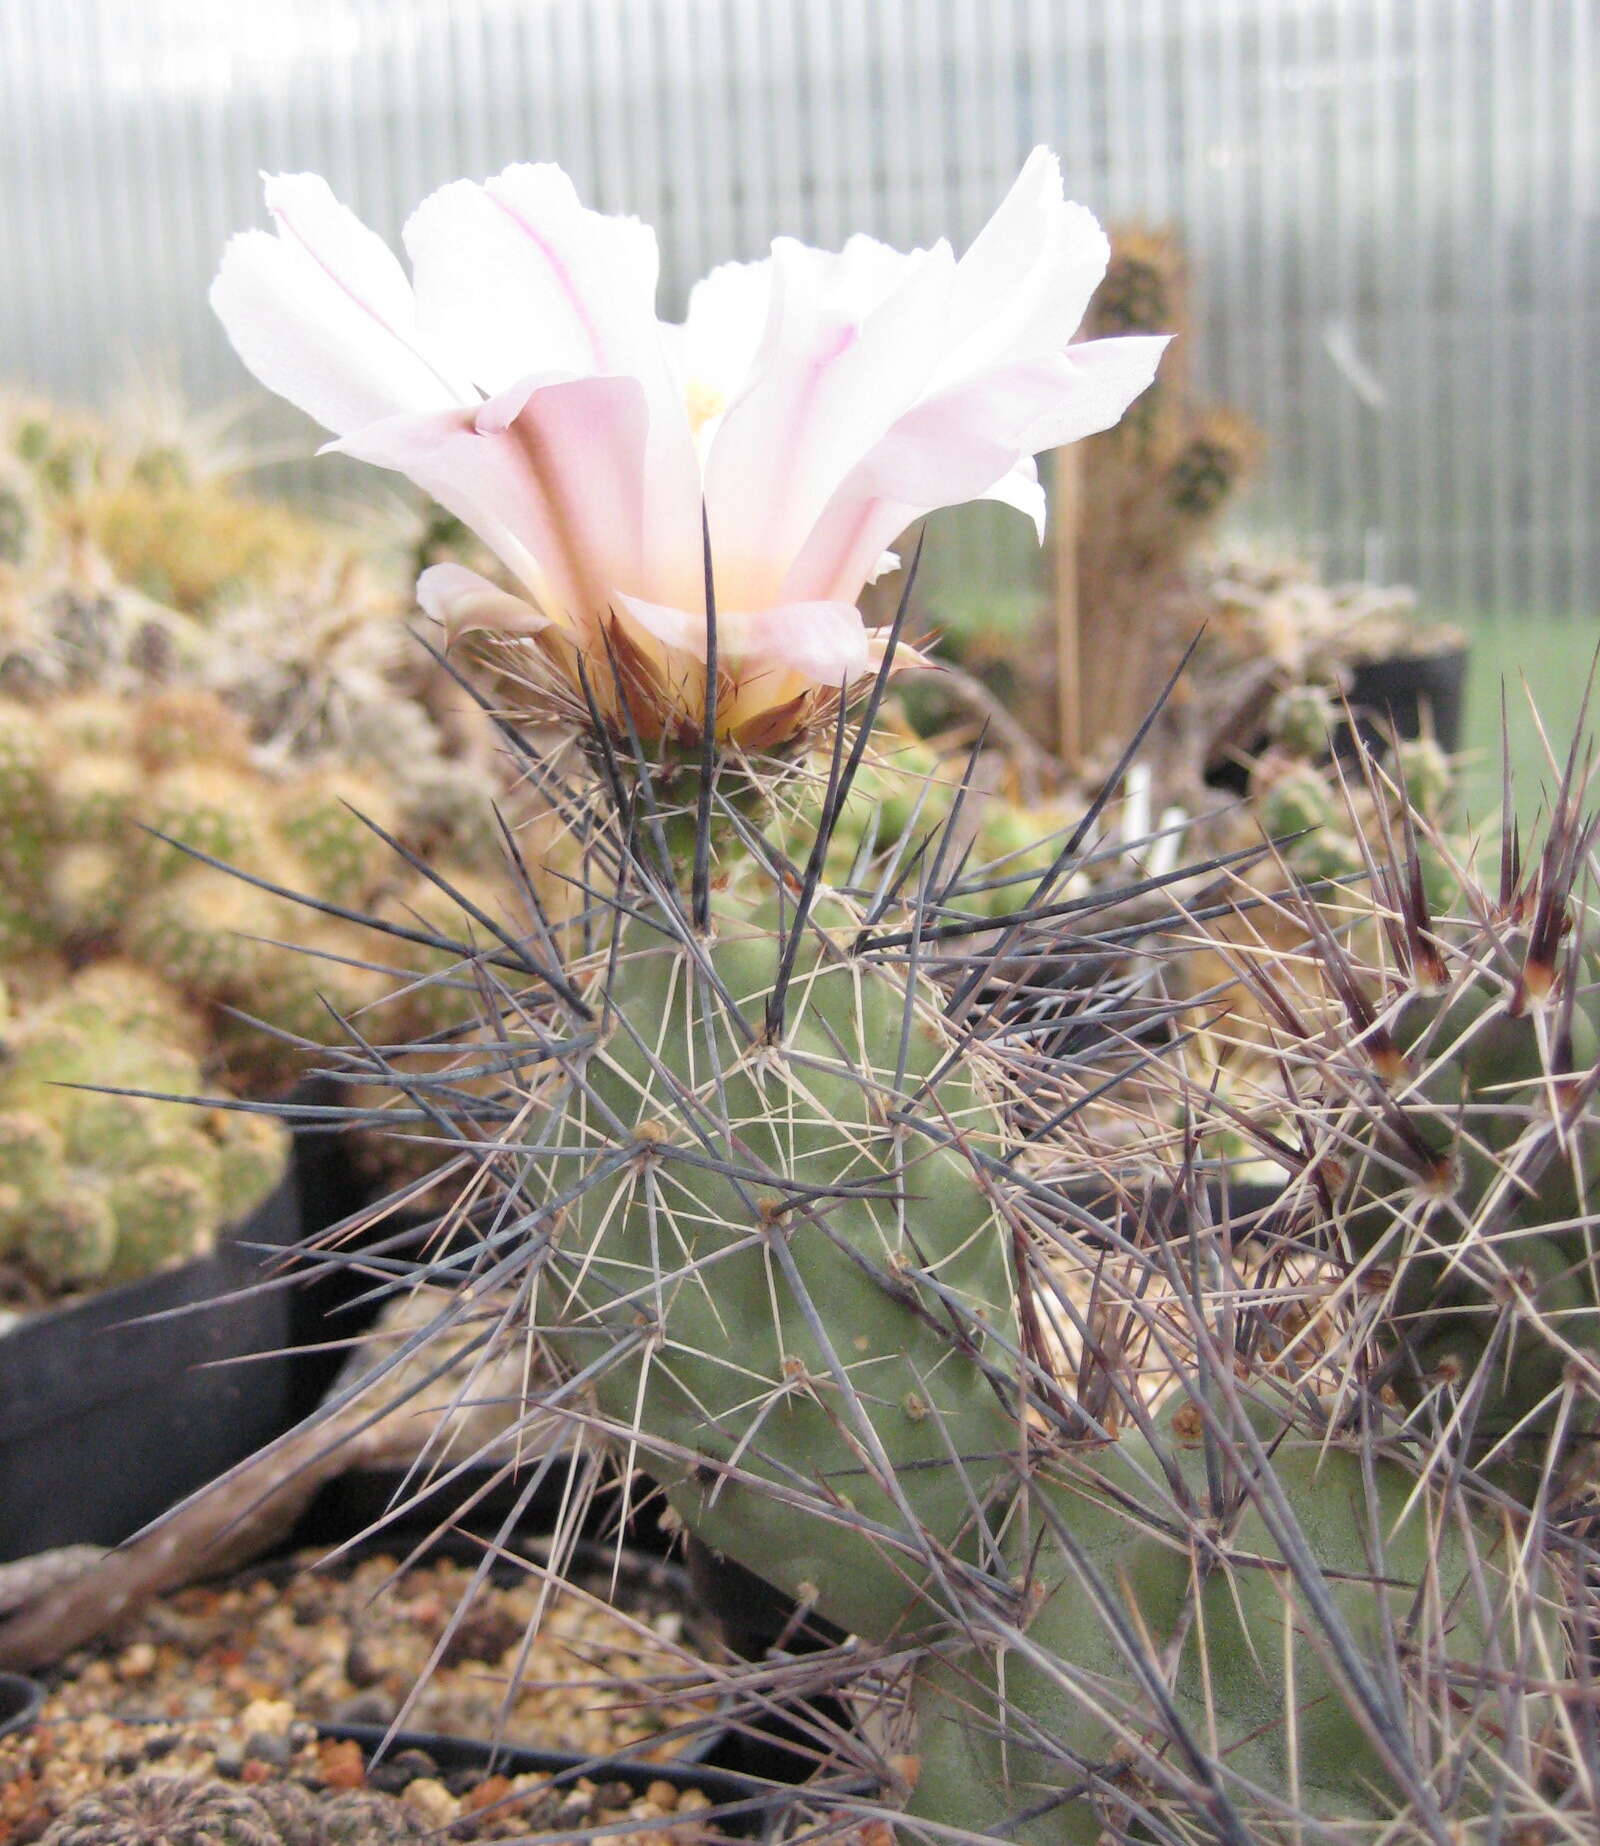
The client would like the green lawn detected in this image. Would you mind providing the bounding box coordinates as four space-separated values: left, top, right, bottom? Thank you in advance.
1454 613 1598 844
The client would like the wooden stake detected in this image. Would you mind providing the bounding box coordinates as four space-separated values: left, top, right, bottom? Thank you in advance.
1052 446 1083 771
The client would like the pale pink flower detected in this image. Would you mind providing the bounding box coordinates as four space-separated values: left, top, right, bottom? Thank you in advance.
212 151 1166 745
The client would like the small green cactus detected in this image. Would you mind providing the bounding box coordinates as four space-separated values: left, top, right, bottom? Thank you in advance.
272 770 399 905
0 701 49 879
140 763 277 882
1255 760 1341 843
15 1188 120 1289
0 969 288 1296
1265 682 1337 759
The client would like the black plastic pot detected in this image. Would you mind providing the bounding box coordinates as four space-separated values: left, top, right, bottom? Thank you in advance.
1205 643 1471 796
315 1722 784 1838
0 1671 43 1740
1340 644 1469 757
0 1170 301 1564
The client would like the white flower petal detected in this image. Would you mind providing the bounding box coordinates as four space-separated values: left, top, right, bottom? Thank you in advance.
615 592 869 686
210 174 471 436
702 235 955 607
680 256 775 415
405 164 661 393
417 563 551 641
979 456 1047 541
936 147 1111 385
782 336 1167 602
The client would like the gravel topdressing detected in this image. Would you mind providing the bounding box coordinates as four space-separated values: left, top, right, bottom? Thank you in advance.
37 1545 721 1761
0 1710 727 1843
0 1542 742 1841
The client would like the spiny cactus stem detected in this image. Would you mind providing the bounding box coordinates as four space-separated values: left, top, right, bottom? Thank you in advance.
1006 1496 1267 1846
781 523 923 936
615 872 762 1049
694 504 719 932
335 795 581 1003
867 838 1279 957
766 687 854 1039
489 801 569 976
138 821 593 1018
1158 1382 1464 1828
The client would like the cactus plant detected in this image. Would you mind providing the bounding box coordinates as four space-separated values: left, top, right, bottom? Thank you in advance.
0 686 509 1089
276 687 1586 1843
186 155 1594 1846
39 1774 430 1845
1288 755 1600 1475
0 968 288 1295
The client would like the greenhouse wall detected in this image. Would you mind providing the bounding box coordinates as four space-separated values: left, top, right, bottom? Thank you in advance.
1 0 1593 625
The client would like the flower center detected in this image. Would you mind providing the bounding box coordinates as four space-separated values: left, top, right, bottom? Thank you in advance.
685 377 727 439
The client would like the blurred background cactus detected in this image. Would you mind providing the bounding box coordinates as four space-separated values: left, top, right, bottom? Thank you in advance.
0 966 287 1304
0 392 549 1110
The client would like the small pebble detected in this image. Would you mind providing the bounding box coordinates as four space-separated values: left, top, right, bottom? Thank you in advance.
244 1730 292 1767
330 1691 391 1728
318 1737 368 1791
403 1776 459 1827
240 1697 295 1738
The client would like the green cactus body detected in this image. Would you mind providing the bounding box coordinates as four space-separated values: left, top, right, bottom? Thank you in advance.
128 870 298 999
1256 763 1340 843
16 1185 119 1287
140 764 275 881
48 751 143 842
1266 683 1337 759
1394 737 1453 817
212 1107 294 1211
58 960 200 1050
46 842 134 940
533 890 1019 1641
908 1413 1532 1843
0 1110 66 1256
971 806 1066 918
104 1164 218 1282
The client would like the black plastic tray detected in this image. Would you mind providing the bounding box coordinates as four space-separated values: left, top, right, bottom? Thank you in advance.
315 1722 787 1838
0 1168 302 1563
